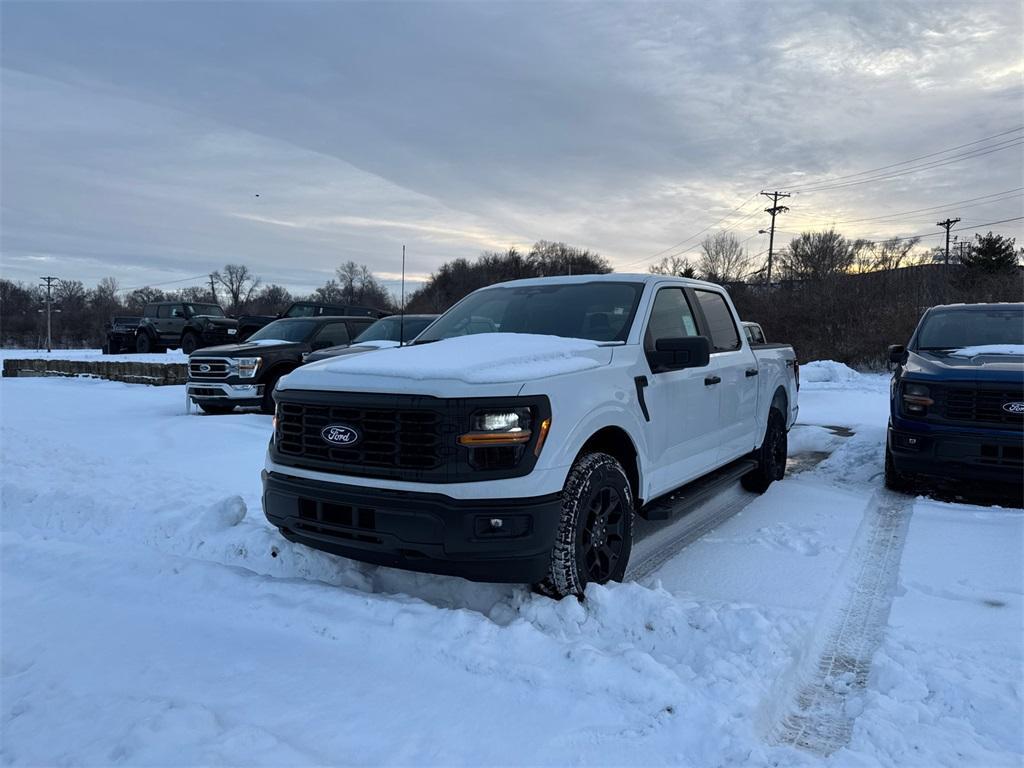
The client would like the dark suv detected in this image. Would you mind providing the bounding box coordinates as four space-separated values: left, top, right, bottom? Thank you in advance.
135 301 238 354
103 316 142 354
186 315 376 414
886 302 1023 493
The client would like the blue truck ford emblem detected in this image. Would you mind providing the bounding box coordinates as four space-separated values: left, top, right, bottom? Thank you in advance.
199 364 211 373
321 424 360 446
1003 401 1024 414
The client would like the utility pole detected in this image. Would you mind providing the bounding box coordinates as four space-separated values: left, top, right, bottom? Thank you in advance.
39 276 59 353
760 191 790 288
209 273 218 303
937 218 960 267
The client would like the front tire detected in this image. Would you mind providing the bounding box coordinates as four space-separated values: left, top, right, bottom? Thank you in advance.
260 374 280 414
536 452 634 599
136 333 153 353
741 408 788 493
884 444 913 492
181 331 201 355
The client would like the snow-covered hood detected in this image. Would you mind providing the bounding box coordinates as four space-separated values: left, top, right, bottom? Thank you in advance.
280 333 614 396
906 347 1024 383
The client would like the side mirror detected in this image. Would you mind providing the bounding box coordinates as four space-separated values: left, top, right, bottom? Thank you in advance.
888 344 906 364
650 336 711 372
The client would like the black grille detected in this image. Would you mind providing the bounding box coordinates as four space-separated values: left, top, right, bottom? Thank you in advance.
271 391 550 483
277 400 446 472
932 385 1024 427
189 358 231 379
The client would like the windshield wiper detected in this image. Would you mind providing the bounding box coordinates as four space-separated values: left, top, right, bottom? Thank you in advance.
918 346 956 351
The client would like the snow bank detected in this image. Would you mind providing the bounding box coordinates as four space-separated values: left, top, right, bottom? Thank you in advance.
800 360 862 383
0 347 186 364
310 333 607 384
949 344 1024 357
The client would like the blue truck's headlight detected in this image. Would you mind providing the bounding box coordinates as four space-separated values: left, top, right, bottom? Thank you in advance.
902 383 933 415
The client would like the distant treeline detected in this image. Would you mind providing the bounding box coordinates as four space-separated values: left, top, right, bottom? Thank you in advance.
2 232 1020 365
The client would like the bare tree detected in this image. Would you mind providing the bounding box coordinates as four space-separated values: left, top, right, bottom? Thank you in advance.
213 264 261 313
852 237 921 274
649 254 696 278
698 232 749 283
779 230 867 282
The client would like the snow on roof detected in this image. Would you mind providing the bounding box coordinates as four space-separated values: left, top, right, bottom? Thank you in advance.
477 273 719 291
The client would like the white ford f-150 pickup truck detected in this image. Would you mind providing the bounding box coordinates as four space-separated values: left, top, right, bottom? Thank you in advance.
263 274 798 598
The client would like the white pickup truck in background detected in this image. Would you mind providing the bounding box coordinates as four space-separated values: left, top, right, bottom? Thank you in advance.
263 274 799 598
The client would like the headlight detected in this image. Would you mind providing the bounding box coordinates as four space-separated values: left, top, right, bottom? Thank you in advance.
473 408 532 433
902 383 933 415
236 357 261 379
459 408 533 447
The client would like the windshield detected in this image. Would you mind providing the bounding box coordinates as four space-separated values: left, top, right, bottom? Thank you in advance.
416 282 643 344
186 304 224 317
247 319 317 343
284 304 327 318
355 316 436 343
916 308 1024 350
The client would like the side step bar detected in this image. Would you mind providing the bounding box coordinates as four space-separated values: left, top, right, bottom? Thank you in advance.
639 458 758 521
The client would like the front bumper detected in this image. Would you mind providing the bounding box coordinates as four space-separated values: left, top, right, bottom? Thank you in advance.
888 420 1023 484
187 381 263 406
262 470 562 583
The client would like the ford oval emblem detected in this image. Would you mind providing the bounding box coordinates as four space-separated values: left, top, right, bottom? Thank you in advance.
321 424 360 446
199 364 211 373
1003 401 1024 415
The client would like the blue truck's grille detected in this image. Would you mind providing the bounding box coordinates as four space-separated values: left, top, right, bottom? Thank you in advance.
932 385 1024 427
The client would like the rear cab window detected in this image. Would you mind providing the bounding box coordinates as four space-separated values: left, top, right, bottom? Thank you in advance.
694 290 741 352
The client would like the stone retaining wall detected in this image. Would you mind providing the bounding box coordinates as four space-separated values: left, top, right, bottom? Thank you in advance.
2 359 188 386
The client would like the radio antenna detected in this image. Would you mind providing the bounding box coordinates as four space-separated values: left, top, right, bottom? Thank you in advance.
399 244 406 345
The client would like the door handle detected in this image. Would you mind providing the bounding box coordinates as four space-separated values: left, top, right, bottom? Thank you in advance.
704 375 721 386
745 368 759 377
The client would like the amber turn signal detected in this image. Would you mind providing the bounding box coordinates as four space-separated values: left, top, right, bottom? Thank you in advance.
457 431 532 447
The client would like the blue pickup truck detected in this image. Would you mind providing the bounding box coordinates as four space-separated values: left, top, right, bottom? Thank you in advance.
885 302 1023 492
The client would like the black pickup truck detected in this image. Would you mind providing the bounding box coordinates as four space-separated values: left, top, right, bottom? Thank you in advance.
103 316 142 354
186 315 376 414
886 302 1023 494
235 302 388 341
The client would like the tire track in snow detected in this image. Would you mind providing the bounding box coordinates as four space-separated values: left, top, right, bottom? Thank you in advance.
766 489 913 756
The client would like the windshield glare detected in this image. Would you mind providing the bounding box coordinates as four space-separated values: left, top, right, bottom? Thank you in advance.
186 304 224 317
416 282 643 344
916 309 1024 349
355 316 435 343
248 319 316 343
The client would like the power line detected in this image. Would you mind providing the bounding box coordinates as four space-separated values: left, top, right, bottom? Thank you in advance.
783 188 1024 229
780 126 1024 191
788 139 1024 194
865 215 1024 246
117 274 211 294
623 191 762 270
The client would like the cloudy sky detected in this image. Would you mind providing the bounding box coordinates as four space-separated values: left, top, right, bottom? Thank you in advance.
1 1 1021 297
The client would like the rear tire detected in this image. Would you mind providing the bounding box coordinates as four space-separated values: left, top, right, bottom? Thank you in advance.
199 403 235 415
741 408 787 494
535 452 634 599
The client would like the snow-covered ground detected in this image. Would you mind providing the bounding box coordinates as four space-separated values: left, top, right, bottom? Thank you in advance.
1 361 1021 766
